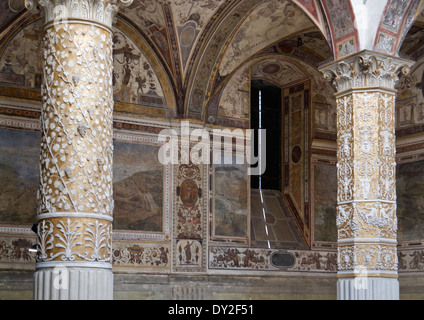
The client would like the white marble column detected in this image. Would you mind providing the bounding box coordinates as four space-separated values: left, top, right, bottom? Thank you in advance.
25 0 131 300
320 51 414 300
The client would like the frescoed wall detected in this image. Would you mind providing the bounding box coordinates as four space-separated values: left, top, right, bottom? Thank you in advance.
173 162 208 272
396 56 424 133
397 159 424 242
0 128 39 226
395 55 424 244
112 30 165 108
0 125 169 233
313 162 337 243
1 0 424 300
282 81 312 245
0 18 171 116
213 154 249 241
217 64 250 121
0 19 43 89
113 141 164 232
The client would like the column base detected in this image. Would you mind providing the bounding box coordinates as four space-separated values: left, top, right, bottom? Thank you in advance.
337 277 399 300
34 267 113 300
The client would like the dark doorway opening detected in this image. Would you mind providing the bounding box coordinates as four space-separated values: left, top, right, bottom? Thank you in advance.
251 80 282 191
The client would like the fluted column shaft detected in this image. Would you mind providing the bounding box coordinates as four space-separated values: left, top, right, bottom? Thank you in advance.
320 51 414 300
26 0 131 300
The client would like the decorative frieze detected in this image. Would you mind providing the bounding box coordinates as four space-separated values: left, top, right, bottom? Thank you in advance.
112 241 170 269
208 246 337 273
3 233 424 274
0 236 36 267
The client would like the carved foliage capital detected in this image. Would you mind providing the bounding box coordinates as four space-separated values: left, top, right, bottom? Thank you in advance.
25 0 133 28
320 51 414 93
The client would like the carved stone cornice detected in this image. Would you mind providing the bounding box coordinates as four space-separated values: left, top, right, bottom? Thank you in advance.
24 0 133 29
319 50 414 94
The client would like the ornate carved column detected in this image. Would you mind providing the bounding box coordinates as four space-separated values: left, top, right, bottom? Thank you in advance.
320 51 414 300
25 0 131 300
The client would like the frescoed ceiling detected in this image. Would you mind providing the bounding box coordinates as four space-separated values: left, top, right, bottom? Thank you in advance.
1 0 424 120
217 1 315 77
400 10 424 60
251 58 310 89
186 0 330 119
0 1 23 32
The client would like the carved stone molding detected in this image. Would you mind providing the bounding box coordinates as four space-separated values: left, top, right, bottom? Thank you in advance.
25 0 133 29
320 50 414 93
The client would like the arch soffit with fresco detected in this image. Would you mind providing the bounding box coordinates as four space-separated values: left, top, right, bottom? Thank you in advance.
2 1 424 121
0 10 177 119
186 0 332 121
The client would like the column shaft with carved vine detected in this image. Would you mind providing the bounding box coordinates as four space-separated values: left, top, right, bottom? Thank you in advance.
320 51 413 300
26 0 131 300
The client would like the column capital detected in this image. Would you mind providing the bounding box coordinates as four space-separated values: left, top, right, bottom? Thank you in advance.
24 0 133 29
319 50 414 94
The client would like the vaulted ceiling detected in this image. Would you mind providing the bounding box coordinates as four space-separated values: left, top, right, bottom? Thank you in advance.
1 0 424 121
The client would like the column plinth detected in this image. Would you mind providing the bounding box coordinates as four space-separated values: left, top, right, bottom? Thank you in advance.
320 51 414 300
